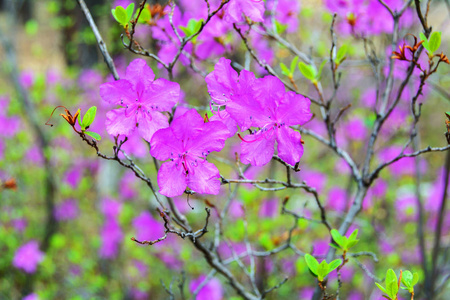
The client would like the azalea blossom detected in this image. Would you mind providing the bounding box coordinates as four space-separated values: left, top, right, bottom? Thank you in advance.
224 0 265 23
206 57 257 136
150 109 229 197
227 76 312 166
100 58 180 142
13 240 44 273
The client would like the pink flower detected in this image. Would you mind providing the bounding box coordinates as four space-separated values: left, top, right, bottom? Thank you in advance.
54 199 79 221
132 212 165 242
13 240 44 273
225 0 265 23
150 109 229 197
100 59 180 142
228 76 312 166
190 275 224 300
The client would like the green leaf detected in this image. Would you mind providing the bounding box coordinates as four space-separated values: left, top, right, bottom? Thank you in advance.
446 112 450 120
179 25 191 37
328 243 341 250
81 106 97 129
25 20 39 36
386 269 397 285
385 269 398 298
428 31 441 53
125 3 135 21
328 259 342 272
290 57 299 74
316 260 329 282
298 62 316 81
317 60 327 80
401 270 413 287
304 254 319 275
386 278 398 299
137 6 151 23
330 229 344 248
84 131 101 141
274 20 288 34
280 63 290 76
375 282 387 294
346 239 359 248
412 272 419 286
113 6 128 27
336 44 348 63
76 108 82 127
348 229 359 241
420 32 429 51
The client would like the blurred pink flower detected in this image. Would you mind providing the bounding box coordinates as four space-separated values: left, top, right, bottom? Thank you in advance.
13 240 44 273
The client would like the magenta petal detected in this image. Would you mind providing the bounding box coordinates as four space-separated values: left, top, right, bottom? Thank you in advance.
276 126 304 166
210 110 238 137
125 58 155 88
240 131 276 166
105 108 136 137
239 0 265 22
206 57 239 105
150 128 183 161
227 93 268 131
185 120 229 157
100 80 135 105
255 76 285 110
137 110 169 142
142 78 180 111
277 92 313 126
170 109 204 140
158 162 187 197
187 161 221 195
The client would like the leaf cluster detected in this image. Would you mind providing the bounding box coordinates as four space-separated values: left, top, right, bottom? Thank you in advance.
304 254 342 282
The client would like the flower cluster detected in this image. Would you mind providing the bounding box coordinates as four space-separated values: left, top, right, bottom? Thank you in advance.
150 109 229 197
207 58 313 166
100 58 180 142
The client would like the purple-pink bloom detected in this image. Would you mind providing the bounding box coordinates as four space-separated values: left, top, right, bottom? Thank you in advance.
100 58 180 142
228 76 312 166
54 199 79 221
259 198 279 218
99 218 123 259
150 109 229 197
132 211 165 242
190 275 224 300
13 240 44 273
225 0 265 23
22 293 39 300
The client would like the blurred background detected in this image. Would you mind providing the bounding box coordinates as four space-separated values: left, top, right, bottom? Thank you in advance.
0 0 449 299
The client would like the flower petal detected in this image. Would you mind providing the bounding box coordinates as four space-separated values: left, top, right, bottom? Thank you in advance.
100 79 135 105
240 130 276 166
227 92 268 131
206 57 239 105
125 58 155 89
150 127 183 161
210 110 238 137
137 110 169 142
157 162 187 197
276 126 304 166
187 160 221 195
105 108 136 137
185 120 229 157
170 109 204 140
141 78 180 111
277 91 312 126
